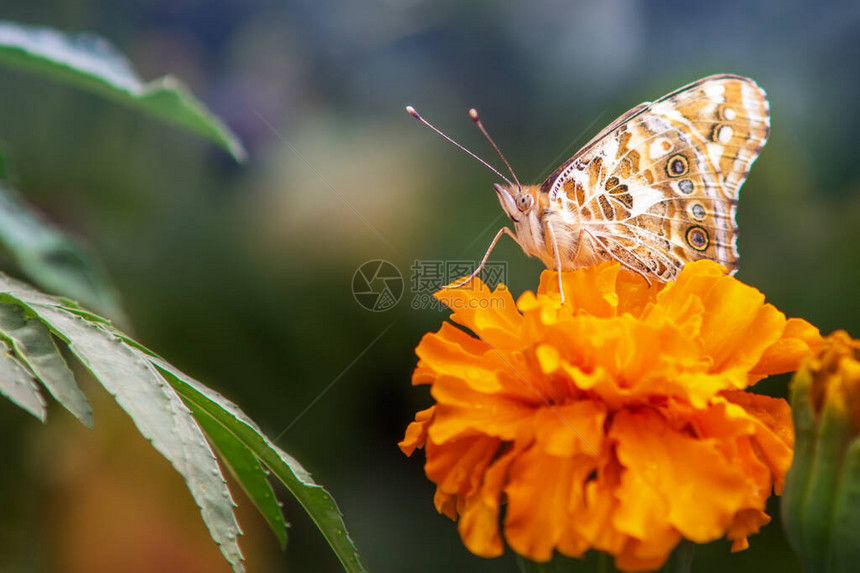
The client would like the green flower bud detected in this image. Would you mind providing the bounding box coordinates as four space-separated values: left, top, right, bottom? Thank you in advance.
783 331 860 573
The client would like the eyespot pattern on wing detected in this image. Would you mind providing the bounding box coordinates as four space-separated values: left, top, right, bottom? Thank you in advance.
541 74 769 281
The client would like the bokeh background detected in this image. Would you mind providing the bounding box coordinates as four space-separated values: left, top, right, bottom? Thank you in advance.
0 1 858 572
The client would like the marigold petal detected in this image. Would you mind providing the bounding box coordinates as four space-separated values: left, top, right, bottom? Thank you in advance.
429 375 536 443
615 268 659 318
532 313 703 398
532 401 606 457
654 259 723 322
536 262 621 317
721 391 794 491
425 434 501 498
670 371 748 407
614 534 682 572
540 312 714 407
434 488 457 520
668 258 727 283
534 343 561 374
572 458 628 557
722 391 793 445
659 263 796 376
412 361 436 385
504 447 600 562
672 394 789 512
731 438 773 509
436 280 522 349
458 497 504 557
436 321 492 356
561 364 613 392
648 280 707 336
416 331 502 393
698 279 787 373
612 409 748 543
457 444 523 558
727 508 770 550
399 406 435 455
750 317 823 379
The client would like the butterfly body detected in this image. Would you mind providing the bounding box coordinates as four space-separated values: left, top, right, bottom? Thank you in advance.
495 183 598 272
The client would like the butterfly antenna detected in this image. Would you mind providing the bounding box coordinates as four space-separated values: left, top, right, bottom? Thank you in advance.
469 108 522 190
406 106 514 187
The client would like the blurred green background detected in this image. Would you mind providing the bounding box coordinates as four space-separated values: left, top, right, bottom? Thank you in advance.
0 1 858 572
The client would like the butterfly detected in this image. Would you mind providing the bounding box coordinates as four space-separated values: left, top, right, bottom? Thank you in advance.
407 74 770 301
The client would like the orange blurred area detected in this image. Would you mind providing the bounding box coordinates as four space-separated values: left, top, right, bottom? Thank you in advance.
35 384 279 573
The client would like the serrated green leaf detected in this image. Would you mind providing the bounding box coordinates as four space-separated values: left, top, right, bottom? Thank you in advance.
0 182 124 321
157 363 366 573
188 399 289 549
264 447 364 573
0 302 91 426
0 21 246 162
57 304 115 325
0 337 45 421
0 273 365 573
0 277 245 573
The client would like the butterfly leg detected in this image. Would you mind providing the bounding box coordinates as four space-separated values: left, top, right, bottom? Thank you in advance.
546 222 566 304
442 227 519 290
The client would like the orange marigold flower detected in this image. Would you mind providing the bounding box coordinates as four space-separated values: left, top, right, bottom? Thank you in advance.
400 260 822 571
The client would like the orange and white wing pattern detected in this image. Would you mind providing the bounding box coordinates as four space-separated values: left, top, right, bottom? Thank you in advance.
541 74 770 281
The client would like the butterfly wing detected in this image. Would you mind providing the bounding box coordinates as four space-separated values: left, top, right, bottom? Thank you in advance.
541 74 769 280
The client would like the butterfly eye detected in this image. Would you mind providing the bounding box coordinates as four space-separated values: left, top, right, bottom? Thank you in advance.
517 194 534 212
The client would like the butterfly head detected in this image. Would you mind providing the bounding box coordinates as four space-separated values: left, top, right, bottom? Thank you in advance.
494 184 536 223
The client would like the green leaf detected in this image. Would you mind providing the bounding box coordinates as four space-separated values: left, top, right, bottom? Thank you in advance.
0 302 91 426
0 273 365 573
0 21 246 162
157 363 366 573
0 336 45 421
0 278 245 573
187 398 289 549
0 181 124 322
